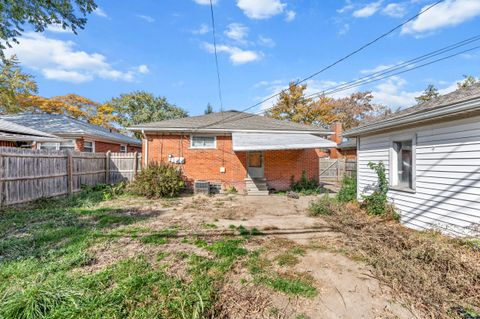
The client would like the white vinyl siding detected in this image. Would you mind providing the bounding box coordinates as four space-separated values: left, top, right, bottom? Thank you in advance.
357 116 480 236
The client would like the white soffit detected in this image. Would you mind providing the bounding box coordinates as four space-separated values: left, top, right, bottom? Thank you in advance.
232 133 336 151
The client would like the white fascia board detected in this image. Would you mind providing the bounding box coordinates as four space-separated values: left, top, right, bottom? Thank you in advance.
126 127 332 135
344 98 480 137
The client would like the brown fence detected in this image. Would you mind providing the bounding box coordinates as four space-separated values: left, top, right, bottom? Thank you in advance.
0 147 141 206
319 158 357 183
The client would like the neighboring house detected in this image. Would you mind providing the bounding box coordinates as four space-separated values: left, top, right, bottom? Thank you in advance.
0 113 141 153
128 111 336 194
328 122 357 159
344 83 480 236
0 119 63 147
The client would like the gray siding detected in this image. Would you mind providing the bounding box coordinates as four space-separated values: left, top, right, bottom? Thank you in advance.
357 116 480 236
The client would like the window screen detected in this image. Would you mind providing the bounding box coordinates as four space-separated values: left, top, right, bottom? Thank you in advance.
191 136 216 148
393 140 412 189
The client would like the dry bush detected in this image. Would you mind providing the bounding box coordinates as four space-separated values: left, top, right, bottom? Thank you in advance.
323 202 480 319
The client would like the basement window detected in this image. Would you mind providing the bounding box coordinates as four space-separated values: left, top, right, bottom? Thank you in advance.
190 136 216 149
391 140 415 191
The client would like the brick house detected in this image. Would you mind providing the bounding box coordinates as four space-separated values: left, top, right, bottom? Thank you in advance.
0 118 63 147
0 113 141 153
128 111 336 194
328 122 357 160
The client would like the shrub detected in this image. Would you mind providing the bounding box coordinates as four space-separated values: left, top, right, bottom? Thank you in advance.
336 175 357 203
291 171 319 193
129 162 185 198
362 162 389 215
308 193 333 216
103 182 127 200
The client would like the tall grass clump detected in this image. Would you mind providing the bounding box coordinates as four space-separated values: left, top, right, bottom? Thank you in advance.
129 162 185 198
336 175 357 203
291 170 320 194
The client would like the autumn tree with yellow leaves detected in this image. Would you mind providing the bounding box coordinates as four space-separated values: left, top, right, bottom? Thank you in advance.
266 82 392 130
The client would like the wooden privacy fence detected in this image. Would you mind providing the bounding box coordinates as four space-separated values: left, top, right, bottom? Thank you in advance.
0 147 141 206
319 158 357 183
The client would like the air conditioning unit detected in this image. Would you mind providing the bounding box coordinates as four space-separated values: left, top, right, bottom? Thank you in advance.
194 180 210 195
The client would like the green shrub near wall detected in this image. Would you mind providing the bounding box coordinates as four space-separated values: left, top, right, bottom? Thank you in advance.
129 162 185 198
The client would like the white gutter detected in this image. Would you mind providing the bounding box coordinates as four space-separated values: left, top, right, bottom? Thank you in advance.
344 97 480 137
142 129 148 166
127 127 332 135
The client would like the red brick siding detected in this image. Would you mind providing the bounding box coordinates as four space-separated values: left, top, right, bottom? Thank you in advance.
0 141 17 147
75 137 140 153
145 134 247 190
145 134 323 191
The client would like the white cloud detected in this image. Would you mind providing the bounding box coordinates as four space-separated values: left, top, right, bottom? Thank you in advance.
224 23 249 43
136 14 155 23
338 23 350 35
46 24 73 33
285 10 296 22
337 1 355 14
353 1 383 18
193 0 218 4
402 0 480 35
202 42 262 64
137 65 150 74
257 35 276 47
94 7 109 18
382 3 407 18
42 69 93 83
237 0 286 19
360 63 398 74
6 33 143 83
193 23 210 35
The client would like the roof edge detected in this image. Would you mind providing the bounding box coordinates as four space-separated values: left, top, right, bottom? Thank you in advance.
344 97 480 137
127 127 331 135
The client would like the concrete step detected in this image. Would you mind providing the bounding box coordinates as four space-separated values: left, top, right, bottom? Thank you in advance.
247 190 269 196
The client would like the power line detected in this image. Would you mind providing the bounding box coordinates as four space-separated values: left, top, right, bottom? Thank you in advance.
208 38 480 125
196 0 445 130
209 0 224 112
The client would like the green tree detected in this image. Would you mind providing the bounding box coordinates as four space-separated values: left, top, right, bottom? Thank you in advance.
108 91 188 138
0 0 97 54
0 55 37 113
415 84 439 103
204 103 214 114
457 75 479 89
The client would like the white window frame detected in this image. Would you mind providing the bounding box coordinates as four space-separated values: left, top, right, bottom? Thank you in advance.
38 139 76 151
189 135 217 149
389 133 416 192
120 144 127 153
83 140 95 153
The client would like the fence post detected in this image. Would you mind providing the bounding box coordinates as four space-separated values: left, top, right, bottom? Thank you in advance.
0 152 3 207
106 151 111 184
133 151 138 178
67 150 73 195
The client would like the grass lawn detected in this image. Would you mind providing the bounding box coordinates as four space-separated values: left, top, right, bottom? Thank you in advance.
0 186 315 319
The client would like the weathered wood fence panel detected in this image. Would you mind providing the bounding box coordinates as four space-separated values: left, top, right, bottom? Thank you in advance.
0 147 140 206
319 158 357 183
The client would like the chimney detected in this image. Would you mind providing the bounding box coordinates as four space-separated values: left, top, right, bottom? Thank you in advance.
329 122 343 159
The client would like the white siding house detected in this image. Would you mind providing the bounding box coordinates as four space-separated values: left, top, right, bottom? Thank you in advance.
345 84 480 236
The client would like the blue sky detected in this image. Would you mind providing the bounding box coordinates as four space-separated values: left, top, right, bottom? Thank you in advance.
7 0 480 115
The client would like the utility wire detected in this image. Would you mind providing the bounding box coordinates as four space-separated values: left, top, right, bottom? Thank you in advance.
209 0 224 112
214 39 480 124
195 0 445 130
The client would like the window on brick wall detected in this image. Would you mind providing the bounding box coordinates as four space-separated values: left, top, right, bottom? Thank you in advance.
39 139 75 151
83 140 95 153
120 144 127 153
190 136 216 149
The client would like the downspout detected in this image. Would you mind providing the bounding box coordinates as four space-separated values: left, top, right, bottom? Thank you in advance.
142 129 148 167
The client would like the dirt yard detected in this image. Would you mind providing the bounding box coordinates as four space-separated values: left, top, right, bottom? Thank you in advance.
90 193 416 319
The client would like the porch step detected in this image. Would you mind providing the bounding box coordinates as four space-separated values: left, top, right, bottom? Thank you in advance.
245 178 269 196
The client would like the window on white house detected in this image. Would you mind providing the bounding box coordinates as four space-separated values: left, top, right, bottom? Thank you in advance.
190 136 216 149
83 141 95 153
392 140 413 190
120 144 127 153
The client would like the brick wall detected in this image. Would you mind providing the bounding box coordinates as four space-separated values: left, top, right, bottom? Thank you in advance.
0 141 17 147
75 137 140 153
144 134 323 191
145 134 247 190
